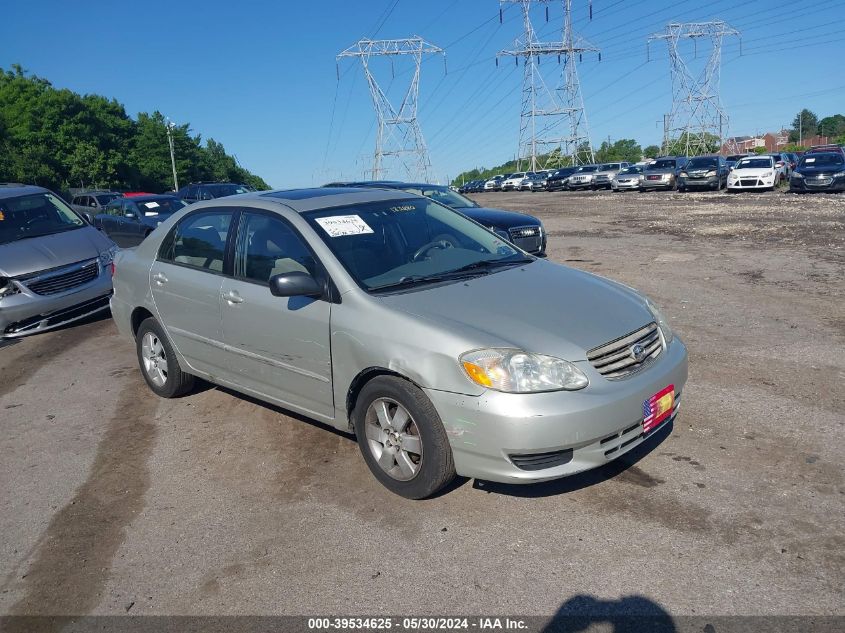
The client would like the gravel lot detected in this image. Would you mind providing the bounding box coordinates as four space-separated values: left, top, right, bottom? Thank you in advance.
0 189 843 623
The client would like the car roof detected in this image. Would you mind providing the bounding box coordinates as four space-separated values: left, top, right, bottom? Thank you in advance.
0 184 49 200
257 187 419 213
122 194 180 202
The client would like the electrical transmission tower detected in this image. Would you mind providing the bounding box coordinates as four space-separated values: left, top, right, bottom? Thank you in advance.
497 0 598 171
648 21 741 156
337 37 444 181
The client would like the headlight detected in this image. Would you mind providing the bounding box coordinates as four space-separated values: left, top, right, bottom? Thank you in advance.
762 171 773 178
706 170 716 176
679 172 688 178
792 172 803 179
646 299 674 346
0 276 20 298
460 349 589 393
99 245 118 267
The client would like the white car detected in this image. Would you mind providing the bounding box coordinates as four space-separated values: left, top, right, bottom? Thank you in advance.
483 175 505 191
501 172 527 191
727 156 779 192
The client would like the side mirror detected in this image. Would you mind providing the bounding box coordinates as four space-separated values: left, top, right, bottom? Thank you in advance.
124 211 136 219
81 211 94 224
269 271 322 298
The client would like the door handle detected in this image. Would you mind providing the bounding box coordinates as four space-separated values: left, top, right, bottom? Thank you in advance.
152 272 168 285
222 290 244 304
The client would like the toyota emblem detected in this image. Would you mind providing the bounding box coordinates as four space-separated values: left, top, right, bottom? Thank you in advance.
630 343 646 362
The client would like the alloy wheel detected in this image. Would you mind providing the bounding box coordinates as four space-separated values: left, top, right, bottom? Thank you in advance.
364 398 423 481
141 331 168 387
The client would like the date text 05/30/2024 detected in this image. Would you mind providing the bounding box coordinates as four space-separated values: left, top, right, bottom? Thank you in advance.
307 617 528 630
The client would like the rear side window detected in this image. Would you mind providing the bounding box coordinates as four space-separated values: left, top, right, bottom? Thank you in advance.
159 210 233 273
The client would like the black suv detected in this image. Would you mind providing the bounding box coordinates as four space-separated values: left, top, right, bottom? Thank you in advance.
177 182 254 203
323 181 547 255
546 167 578 191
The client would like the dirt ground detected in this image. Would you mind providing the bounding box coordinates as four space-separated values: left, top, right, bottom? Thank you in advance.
0 188 843 624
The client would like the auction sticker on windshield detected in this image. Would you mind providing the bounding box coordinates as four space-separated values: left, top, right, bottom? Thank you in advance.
316 215 374 237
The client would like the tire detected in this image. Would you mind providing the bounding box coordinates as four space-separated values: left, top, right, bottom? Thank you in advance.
136 317 195 398
353 376 455 499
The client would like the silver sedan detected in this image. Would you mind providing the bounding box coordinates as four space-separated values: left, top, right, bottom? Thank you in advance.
111 187 688 498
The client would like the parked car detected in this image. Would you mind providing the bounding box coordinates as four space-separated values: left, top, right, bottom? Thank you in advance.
768 152 792 182
0 184 116 338
592 163 630 190
610 165 644 192
483 175 506 191
70 191 122 218
677 155 728 191
805 144 845 159
517 172 538 191
321 181 546 255
726 153 752 168
95 195 188 248
640 157 688 191
567 165 601 190
469 179 486 193
726 155 778 192
525 173 549 191
784 152 799 172
501 172 527 192
177 182 255 203
546 167 578 191
111 187 687 498
789 152 845 193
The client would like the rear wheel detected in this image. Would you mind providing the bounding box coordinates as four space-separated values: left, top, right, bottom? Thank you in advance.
136 317 195 398
353 376 455 499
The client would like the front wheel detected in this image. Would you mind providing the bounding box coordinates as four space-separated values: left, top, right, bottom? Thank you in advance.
136 317 195 398
353 376 455 499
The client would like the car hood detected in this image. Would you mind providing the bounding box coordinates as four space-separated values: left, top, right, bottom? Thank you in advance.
379 260 652 361
461 207 540 229
731 168 773 177
0 226 114 277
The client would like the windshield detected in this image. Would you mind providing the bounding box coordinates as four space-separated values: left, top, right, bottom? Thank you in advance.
96 193 121 205
650 159 677 169
0 193 86 245
576 165 599 173
136 197 187 215
399 185 477 209
800 153 844 168
600 164 620 170
619 166 642 174
736 157 773 169
554 168 576 176
304 198 529 292
687 158 718 168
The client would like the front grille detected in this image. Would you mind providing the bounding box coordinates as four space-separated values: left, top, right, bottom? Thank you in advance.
23 260 99 296
508 225 542 253
510 448 574 471
739 179 759 186
587 322 663 379
807 177 832 186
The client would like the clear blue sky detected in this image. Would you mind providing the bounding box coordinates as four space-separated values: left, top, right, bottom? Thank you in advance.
3 0 844 187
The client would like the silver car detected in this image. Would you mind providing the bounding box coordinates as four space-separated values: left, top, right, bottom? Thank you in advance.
592 162 630 189
611 165 645 191
111 188 688 499
0 185 117 337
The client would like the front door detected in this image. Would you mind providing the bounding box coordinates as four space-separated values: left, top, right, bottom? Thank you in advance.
220 209 334 420
150 208 235 378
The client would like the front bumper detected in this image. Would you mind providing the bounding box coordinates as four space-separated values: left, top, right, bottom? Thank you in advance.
567 178 594 189
611 178 640 191
640 175 675 189
679 175 720 189
789 175 845 192
546 180 568 191
426 337 688 483
0 267 113 337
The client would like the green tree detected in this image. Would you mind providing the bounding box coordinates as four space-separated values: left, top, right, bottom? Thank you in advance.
595 138 642 163
643 145 660 158
818 114 845 138
789 109 818 143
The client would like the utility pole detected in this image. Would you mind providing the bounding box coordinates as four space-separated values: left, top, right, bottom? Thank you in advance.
497 0 598 170
337 36 445 181
165 118 179 192
648 21 740 157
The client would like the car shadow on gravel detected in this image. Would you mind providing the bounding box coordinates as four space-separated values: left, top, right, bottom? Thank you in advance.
472 422 673 498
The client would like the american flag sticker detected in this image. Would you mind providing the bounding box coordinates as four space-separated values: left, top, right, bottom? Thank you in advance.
643 384 675 434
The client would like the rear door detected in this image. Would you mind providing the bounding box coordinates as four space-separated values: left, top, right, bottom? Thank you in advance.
219 209 334 419
150 208 236 378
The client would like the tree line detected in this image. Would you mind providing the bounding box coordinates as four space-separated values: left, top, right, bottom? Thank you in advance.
0 65 270 194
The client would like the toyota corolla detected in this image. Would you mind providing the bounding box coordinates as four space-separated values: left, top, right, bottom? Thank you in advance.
111 187 688 499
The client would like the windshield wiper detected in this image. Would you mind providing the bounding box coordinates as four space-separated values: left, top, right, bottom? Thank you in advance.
368 258 534 292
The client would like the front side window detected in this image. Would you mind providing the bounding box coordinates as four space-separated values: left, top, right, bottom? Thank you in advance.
304 198 529 293
159 210 233 272
0 193 85 245
234 212 317 284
